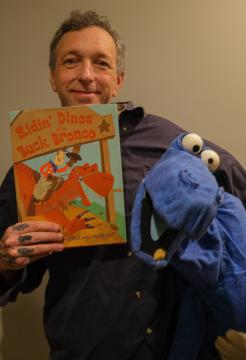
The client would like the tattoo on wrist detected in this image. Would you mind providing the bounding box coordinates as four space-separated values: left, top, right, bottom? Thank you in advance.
17 248 34 257
13 224 29 232
18 235 32 244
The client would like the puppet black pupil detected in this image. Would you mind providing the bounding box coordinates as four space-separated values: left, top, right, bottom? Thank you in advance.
208 158 214 164
193 145 200 153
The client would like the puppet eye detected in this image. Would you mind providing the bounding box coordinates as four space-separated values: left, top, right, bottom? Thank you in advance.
181 133 203 155
201 150 220 172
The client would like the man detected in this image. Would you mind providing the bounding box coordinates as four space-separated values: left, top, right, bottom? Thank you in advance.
0 10 246 359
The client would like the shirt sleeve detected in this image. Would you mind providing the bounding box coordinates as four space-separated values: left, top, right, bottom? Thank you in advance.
0 167 47 305
0 269 26 305
0 167 18 237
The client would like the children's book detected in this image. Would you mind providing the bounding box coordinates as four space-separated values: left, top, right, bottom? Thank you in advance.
9 104 126 248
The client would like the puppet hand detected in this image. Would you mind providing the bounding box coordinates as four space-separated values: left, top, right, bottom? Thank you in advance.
215 329 246 360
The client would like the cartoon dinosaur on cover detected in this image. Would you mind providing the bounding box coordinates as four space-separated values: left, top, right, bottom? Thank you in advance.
15 162 114 235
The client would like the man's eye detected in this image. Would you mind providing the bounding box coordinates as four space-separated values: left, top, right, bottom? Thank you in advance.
63 58 78 68
96 60 110 68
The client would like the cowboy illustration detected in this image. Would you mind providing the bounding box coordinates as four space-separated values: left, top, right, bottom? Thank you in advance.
33 144 82 202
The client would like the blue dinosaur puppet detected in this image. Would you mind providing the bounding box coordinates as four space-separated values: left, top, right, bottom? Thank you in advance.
130 133 246 359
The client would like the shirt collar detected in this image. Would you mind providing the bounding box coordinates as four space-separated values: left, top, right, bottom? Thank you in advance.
116 101 144 122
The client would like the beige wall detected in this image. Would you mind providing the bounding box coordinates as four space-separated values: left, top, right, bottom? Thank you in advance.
0 0 246 358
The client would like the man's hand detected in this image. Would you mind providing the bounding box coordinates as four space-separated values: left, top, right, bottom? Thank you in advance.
215 329 246 360
0 221 64 271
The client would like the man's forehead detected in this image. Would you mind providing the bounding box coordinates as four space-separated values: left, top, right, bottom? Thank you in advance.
56 26 117 55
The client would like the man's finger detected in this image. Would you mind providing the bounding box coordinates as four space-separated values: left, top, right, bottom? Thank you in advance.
9 221 62 236
225 329 246 348
15 256 31 267
6 231 64 247
215 335 246 360
7 243 64 258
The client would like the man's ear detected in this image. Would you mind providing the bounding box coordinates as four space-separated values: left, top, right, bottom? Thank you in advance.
112 72 125 98
50 70 57 93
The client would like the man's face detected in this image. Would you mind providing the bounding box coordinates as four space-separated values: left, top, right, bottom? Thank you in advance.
50 26 124 106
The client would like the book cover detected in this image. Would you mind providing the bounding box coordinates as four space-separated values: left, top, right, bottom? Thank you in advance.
9 104 126 248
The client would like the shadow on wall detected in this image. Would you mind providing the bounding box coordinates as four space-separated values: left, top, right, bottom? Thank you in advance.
0 279 48 360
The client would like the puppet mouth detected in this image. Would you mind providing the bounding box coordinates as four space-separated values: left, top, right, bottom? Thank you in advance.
139 192 179 261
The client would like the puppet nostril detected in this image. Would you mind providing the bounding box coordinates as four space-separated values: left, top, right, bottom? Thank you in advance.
179 168 199 188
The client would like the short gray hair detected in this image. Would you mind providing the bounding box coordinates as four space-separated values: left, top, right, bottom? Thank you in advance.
49 10 125 74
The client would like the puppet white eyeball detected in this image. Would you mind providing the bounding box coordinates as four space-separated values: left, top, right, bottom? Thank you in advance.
181 133 203 155
201 150 220 172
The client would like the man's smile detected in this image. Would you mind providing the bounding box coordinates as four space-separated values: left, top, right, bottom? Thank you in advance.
69 89 100 102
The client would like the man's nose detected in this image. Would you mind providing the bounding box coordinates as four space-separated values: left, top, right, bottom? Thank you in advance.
77 60 94 83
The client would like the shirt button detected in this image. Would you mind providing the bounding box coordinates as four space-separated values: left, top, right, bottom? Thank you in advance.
146 328 153 335
135 291 141 298
128 251 132 256
123 127 127 132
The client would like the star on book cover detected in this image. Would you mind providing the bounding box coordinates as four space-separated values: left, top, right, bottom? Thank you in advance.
9 104 126 248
